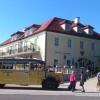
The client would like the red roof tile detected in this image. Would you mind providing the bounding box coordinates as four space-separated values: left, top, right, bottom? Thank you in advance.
24 24 40 31
93 31 100 38
11 31 24 36
34 18 54 33
71 22 85 28
0 38 11 46
0 31 24 46
83 25 94 29
0 17 100 46
46 18 66 33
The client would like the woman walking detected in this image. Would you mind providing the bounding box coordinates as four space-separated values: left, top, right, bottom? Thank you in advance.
69 70 76 92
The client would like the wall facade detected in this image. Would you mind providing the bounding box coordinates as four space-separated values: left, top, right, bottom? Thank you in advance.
46 31 100 67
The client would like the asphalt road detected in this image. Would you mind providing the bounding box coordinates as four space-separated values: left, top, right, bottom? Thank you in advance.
0 85 100 97
0 95 100 100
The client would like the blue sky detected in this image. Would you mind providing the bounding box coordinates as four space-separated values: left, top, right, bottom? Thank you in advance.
0 0 100 43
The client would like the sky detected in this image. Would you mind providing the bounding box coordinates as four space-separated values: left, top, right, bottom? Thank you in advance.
0 0 100 43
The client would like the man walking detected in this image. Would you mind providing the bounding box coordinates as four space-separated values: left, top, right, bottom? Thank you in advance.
80 71 86 92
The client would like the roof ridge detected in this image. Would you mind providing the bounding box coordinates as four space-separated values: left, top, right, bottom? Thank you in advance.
34 18 55 33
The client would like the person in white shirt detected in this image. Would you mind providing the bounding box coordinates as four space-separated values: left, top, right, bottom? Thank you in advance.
97 72 100 91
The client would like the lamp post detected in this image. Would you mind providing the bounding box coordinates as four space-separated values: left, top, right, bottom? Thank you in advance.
80 51 84 68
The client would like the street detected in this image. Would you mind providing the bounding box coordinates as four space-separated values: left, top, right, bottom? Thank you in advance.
0 95 100 100
0 84 100 97
0 78 100 100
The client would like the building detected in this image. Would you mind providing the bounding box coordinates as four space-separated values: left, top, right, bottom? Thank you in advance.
0 17 100 68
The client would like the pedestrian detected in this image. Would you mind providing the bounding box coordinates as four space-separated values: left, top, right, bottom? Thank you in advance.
68 70 76 92
80 71 86 92
97 72 100 91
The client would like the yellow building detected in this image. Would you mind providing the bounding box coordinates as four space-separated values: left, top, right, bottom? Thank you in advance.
0 17 100 68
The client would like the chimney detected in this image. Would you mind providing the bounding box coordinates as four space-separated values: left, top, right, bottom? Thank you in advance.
74 17 80 23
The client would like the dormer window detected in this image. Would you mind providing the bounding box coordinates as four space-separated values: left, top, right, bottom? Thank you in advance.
84 25 94 35
11 31 24 41
77 26 83 33
72 17 84 33
11 35 17 41
25 27 37 37
61 23 71 32
66 24 71 31
60 19 71 32
73 26 83 33
24 24 40 37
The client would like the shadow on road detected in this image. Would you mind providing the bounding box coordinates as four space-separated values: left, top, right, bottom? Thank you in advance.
1 85 100 94
1 86 43 90
0 86 81 92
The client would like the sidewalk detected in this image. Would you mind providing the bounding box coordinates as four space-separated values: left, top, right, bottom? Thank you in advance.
59 77 99 92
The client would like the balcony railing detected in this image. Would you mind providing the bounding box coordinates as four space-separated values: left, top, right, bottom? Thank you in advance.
0 45 40 57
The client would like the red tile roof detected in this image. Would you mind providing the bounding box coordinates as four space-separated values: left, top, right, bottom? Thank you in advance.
0 17 100 46
1 38 11 46
34 17 71 33
24 24 40 31
46 18 66 33
71 22 85 28
11 31 24 36
34 18 54 33
0 31 24 46
83 25 94 29
93 31 100 38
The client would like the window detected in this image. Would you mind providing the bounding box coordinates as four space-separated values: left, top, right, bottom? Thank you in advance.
89 29 93 35
54 37 59 46
34 38 37 44
54 59 58 67
68 39 72 48
24 41 28 51
7 47 9 53
14 44 18 51
25 30 30 37
11 35 17 41
80 41 84 49
72 58 74 65
91 43 95 51
67 60 71 67
65 24 71 31
78 26 83 33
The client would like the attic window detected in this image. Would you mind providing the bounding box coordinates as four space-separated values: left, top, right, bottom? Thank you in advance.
61 23 71 31
84 25 94 35
73 26 83 33
11 35 17 41
78 26 83 33
65 24 71 31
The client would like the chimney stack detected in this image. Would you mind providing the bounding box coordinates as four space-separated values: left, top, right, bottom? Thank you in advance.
74 17 80 23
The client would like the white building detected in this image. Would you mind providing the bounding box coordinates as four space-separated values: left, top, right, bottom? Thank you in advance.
0 17 100 68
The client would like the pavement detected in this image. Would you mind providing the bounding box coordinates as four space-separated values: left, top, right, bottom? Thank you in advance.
60 77 98 92
58 77 100 96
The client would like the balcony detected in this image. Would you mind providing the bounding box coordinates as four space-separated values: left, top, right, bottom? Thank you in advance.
0 45 40 57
